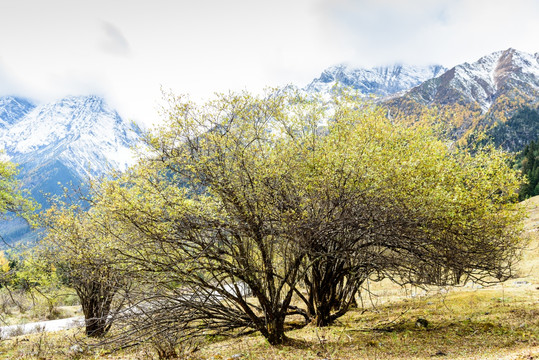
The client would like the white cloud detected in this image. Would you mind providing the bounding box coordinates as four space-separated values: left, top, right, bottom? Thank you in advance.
0 61 23 97
316 0 539 67
99 21 131 56
0 0 537 127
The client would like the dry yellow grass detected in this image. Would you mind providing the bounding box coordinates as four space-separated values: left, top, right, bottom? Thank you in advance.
1 197 538 360
520 196 539 283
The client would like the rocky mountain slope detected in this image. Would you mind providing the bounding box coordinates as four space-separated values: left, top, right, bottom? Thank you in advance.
401 48 539 111
0 95 142 243
385 49 539 149
0 97 36 129
2 48 539 243
306 64 447 96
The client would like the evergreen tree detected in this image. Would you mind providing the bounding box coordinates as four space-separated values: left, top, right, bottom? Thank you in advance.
487 107 539 152
518 140 539 200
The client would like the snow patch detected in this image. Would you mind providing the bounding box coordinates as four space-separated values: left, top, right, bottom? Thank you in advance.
306 64 447 96
0 95 142 179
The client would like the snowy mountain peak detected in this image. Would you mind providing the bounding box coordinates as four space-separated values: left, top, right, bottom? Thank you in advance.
0 96 36 129
408 48 539 112
0 95 141 179
0 94 144 243
306 63 447 96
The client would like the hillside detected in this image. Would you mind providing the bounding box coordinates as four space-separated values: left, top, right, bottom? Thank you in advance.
196 196 539 359
384 49 539 150
520 195 539 281
0 95 142 244
2 48 539 244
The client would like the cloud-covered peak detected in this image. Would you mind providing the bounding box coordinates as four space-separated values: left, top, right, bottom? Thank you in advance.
306 63 447 96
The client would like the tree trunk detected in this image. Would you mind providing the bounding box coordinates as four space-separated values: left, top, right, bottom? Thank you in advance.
77 282 115 337
84 316 109 337
265 317 287 345
314 303 333 327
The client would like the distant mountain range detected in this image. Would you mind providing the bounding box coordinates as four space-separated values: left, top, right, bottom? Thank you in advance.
397 48 539 112
1 48 539 244
308 48 539 151
0 95 141 243
306 64 447 96
385 48 539 149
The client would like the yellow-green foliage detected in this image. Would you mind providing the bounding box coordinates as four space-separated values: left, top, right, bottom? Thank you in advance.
0 155 36 221
33 89 527 347
0 251 9 273
86 90 525 341
2 89 532 356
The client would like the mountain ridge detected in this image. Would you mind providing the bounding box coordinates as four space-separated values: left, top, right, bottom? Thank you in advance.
306 63 447 96
0 95 142 243
0 96 36 129
401 48 539 112
2 47 539 243
0 95 140 178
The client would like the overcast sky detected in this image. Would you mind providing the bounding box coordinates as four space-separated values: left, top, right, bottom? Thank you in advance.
0 0 538 127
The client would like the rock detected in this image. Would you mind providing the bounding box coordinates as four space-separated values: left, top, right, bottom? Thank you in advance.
70 344 84 354
415 318 429 329
228 354 244 359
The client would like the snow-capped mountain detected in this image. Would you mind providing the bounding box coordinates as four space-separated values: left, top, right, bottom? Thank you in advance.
306 64 447 96
403 48 539 112
1 48 538 243
381 48 539 151
1 95 140 180
0 95 142 243
0 96 36 129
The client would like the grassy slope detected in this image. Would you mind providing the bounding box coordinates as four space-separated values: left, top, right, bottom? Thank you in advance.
195 197 538 359
1 199 538 360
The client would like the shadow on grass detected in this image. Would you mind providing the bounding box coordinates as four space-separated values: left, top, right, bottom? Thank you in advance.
280 336 312 349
